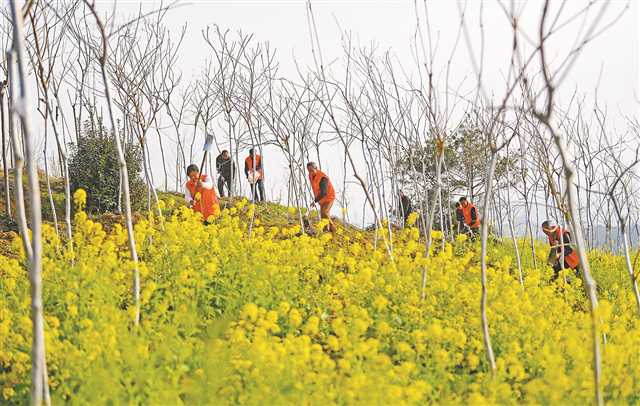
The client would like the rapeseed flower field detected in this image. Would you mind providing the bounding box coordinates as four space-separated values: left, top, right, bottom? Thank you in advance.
1 194 639 404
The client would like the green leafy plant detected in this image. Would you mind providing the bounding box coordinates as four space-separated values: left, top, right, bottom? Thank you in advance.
68 117 146 214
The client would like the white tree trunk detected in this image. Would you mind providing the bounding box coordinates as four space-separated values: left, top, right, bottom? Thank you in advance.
84 1 142 326
480 150 497 372
421 147 443 301
610 195 640 315
6 52 31 258
8 2 50 403
547 123 603 406
1 86 11 218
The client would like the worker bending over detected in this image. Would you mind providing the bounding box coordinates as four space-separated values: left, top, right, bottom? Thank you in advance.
542 220 580 281
459 197 480 236
185 164 220 222
307 162 336 233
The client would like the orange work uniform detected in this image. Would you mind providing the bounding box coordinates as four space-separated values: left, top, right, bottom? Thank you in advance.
461 202 480 229
186 174 220 221
310 169 336 232
244 154 264 180
547 227 580 269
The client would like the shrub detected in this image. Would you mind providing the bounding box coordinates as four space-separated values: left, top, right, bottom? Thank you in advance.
69 118 146 213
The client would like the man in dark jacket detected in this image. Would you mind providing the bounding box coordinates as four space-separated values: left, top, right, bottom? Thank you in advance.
216 150 236 198
455 202 466 233
398 191 414 225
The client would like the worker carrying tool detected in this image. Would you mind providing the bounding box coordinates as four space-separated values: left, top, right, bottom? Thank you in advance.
245 148 265 202
307 162 336 233
459 197 480 236
184 164 220 223
541 219 580 281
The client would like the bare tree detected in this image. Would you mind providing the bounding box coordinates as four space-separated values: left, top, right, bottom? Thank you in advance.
8 0 50 403
593 125 640 315
0 77 10 218
0 16 11 218
109 13 185 218
523 1 627 403
157 63 189 191
82 0 142 326
305 1 394 258
27 1 78 245
203 26 253 196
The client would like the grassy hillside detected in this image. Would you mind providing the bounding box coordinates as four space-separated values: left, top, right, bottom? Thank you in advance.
1 188 639 404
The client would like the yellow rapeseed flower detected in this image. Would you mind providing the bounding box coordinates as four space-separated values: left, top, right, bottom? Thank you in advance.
240 303 259 322
73 188 87 210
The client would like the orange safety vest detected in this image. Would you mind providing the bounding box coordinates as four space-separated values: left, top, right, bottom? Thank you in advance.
186 174 220 221
461 203 480 228
310 170 335 206
245 154 264 179
548 227 580 269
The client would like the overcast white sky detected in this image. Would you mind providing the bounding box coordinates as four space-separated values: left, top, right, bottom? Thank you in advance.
102 1 637 109
88 1 639 225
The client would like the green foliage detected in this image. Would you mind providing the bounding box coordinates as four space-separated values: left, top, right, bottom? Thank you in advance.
68 118 146 214
396 115 517 206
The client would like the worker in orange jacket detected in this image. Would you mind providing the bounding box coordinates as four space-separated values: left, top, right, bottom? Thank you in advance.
307 162 336 232
245 148 265 202
185 164 220 223
542 220 580 281
459 197 480 236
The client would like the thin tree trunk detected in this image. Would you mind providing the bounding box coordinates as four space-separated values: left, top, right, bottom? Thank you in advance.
342 150 348 223
518 133 537 267
85 1 141 326
50 92 74 245
1 86 11 217
546 122 603 406
6 52 30 256
506 201 524 287
480 150 498 372
438 178 445 252
156 126 168 192
59 143 72 244
190 113 199 165
533 189 542 266
226 119 235 196
116 119 125 214
506 151 524 287
140 139 163 222
421 147 443 301
443 158 454 242
42 119 59 237
621 220 640 314
286 153 305 231
376 149 394 250
610 195 640 315
8 2 50 402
